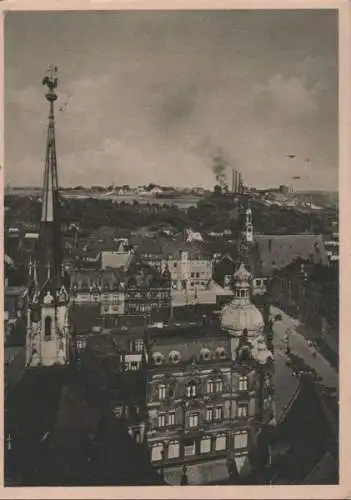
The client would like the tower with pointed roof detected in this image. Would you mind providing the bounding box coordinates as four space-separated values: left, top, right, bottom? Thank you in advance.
237 197 254 266
244 200 254 244
25 66 70 368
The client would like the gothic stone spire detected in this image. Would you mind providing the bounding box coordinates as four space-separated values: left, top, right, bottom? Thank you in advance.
39 65 62 285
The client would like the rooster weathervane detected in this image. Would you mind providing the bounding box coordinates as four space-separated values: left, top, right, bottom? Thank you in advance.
42 65 58 93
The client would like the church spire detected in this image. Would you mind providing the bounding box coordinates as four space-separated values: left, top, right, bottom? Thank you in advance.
39 65 62 285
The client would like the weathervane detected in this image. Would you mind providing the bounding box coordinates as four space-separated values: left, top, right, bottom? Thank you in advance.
42 65 58 102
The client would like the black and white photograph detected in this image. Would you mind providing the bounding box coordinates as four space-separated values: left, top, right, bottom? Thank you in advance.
3 6 340 489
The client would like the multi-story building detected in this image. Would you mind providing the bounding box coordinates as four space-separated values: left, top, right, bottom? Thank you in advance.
270 258 338 366
73 263 274 485
136 236 213 292
70 269 125 317
144 263 274 484
123 261 171 322
70 261 171 326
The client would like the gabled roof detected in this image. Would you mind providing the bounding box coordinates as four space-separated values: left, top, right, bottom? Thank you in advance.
253 234 329 276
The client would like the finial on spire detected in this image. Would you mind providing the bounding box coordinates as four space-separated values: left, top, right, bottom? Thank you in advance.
42 65 58 91
42 65 58 103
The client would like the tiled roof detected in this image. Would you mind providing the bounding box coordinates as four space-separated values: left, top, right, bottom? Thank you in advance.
253 234 329 276
70 304 102 334
272 377 338 483
136 235 211 260
101 251 133 270
47 382 165 485
302 451 338 484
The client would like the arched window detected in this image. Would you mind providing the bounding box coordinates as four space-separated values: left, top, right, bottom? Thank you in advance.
186 381 197 397
169 350 180 364
134 430 141 443
44 316 52 340
200 348 211 361
215 347 226 359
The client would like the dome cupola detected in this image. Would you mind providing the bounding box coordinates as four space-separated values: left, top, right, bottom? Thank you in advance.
220 263 264 337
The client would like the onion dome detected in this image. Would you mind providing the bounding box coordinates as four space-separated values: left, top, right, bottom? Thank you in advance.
220 263 264 336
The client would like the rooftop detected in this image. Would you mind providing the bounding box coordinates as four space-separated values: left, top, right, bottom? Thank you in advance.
253 234 329 276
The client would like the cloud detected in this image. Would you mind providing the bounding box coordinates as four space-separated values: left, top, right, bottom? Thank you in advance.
4 10 338 191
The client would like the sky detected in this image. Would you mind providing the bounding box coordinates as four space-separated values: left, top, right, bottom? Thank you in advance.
5 10 338 190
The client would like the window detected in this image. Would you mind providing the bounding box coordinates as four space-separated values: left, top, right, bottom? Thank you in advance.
239 376 248 391
168 440 180 459
196 272 200 278
216 347 226 359
158 414 166 428
113 407 122 418
189 413 199 428
44 316 52 340
201 349 211 361
237 405 248 418
215 379 223 392
186 381 197 397
215 433 227 451
151 443 164 462
169 350 180 364
184 442 196 456
234 431 248 450
191 272 195 277
206 379 214 394
153 352 164 365
158 384 166 400
205 408 213 423
214 406 223 421
168 412 175 426
256 279 261 286
112 295 120 304
135 338 144 353
200 436 211 454
130 361 139 371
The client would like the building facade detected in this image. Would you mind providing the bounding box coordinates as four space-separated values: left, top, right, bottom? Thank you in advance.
137 237 213 292
144 264 274 484
270 258 338 365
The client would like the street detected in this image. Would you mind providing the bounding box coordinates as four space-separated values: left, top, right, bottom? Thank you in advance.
270 306 338 422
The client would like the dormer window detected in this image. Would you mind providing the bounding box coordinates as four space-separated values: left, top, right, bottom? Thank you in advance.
152 352 164 365
215 347 226 360
200 348 211 361
169 350 180 364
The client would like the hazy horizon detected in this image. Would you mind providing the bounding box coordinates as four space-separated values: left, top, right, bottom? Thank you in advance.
5 10 338 191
